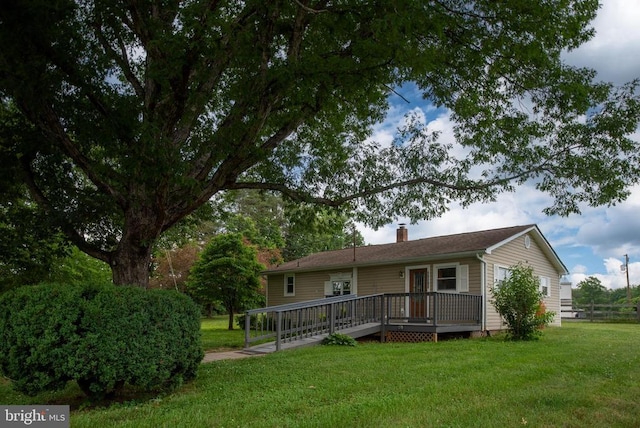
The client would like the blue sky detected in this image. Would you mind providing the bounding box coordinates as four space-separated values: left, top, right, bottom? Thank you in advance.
358 1 640 289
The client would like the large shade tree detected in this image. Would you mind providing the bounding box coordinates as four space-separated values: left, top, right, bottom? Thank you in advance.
1 1 639 287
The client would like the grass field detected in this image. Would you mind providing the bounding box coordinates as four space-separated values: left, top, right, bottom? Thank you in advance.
200 315 245 352
2 322 640 427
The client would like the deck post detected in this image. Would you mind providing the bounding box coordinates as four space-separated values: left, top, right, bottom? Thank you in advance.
329 303 338 334
380 294 386 343
276 311 282 351
433 293 439 326
352 299 357 326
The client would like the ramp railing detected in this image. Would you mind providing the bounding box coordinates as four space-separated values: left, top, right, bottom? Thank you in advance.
244 294 383 351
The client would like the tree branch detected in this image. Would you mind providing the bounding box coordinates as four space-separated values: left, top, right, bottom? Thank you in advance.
225 162 549 208
37 105 126 207
19 156 112 264
92 18 144 98
293 0 328 14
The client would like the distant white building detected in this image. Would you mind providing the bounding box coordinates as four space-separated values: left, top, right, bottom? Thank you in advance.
560 277 579 318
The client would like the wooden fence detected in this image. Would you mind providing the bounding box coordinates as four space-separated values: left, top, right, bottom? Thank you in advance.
566 302 640 322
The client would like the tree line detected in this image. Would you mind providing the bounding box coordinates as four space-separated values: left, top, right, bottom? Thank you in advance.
573 276 640 306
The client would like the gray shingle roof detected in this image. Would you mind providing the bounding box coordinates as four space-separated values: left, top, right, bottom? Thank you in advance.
266 224 543 273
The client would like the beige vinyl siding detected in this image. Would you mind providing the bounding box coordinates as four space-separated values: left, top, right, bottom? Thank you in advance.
358 258 482 295
267 269 354 306
266 274 283 306
357 264 406 295
485 233 562 330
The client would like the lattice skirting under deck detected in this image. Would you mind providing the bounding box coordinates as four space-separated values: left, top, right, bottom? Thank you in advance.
385 331 437 343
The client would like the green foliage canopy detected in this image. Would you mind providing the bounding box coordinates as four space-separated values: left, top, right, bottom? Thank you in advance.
1 1 639 286
575 276 608 304
187 233 264 329
282 204 364 261
210 190 363 260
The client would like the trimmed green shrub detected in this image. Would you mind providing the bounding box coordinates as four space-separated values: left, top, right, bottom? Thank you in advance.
491 264 556 341
321 333 357 346
0 282 203 400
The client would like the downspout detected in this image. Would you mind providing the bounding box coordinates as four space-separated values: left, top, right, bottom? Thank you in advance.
476 253 487 332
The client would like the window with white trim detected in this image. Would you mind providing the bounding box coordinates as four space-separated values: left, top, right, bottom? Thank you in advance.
539 276 551 298
284 274 295 296
332 279 351 296
433 264 469 293
324 273 353 297
494 265 512 288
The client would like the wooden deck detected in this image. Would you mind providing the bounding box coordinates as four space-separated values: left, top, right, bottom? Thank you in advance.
244 293 482 352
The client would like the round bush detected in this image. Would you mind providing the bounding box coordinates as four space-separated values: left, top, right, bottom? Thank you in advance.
0 283 203 399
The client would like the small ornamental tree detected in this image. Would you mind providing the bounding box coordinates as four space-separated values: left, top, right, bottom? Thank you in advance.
491 264 555 341
187 234 265 330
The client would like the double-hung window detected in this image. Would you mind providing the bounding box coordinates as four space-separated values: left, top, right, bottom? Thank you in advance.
433 264 469 293
332 279 351 296
324 273 354 297
494 265 511 289
437 266 457 291
539 276 551 298
284 274 295 296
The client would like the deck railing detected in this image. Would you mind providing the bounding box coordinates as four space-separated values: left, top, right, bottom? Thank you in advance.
384 292 482 325
244 294 383 351
244 292 482 350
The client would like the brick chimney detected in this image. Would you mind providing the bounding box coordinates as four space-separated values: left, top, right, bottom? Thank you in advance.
396 224 408 243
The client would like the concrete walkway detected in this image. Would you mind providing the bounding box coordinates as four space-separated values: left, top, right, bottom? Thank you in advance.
201 349 269 363
202 322 382 363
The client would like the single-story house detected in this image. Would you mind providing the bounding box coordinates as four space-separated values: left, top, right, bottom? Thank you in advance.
264 224 567 334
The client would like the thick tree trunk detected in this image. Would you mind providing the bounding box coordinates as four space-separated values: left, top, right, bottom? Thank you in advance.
109 204 162 287
110 243 154 287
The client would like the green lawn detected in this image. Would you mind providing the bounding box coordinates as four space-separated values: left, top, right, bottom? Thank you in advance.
200 315 245 352
2 322 640 427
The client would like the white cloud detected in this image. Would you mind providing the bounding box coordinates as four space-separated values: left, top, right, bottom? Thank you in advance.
599 257 640 290
571 264 588 274
573 186 640 258
531 258 637 291
359 186 542 244
563 0 640 84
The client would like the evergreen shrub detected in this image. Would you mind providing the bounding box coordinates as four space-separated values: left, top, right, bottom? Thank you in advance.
0 282 203 400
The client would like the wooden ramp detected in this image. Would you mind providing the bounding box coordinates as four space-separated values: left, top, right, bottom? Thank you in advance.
245 322 381 354
243 292 482 352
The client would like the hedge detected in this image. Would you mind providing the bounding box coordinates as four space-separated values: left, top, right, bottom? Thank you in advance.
0 282 203 400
